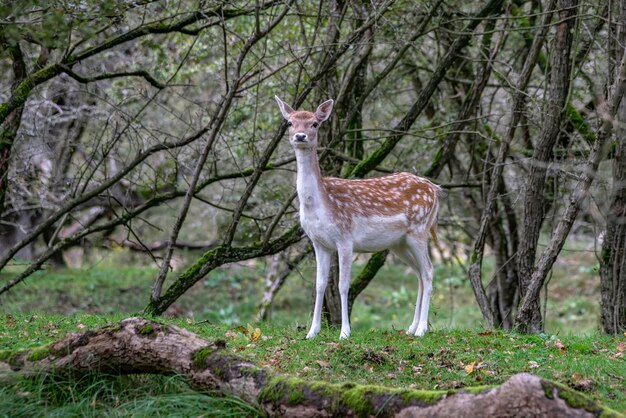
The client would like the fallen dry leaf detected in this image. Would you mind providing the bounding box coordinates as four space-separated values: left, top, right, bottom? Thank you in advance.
465 361 484 375
465 361 476 374
528 360 540 369
478 330 492 336
617 342 625 352
554 339 566 354
251 327 262 342
44 321 58 331
315 360 331 369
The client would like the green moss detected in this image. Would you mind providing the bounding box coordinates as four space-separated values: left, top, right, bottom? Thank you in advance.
240 366 265 379
341 385 381 416
175 246 228 285
287 384 305 404
139 324 154 336
600 408 625 418
0 350 15 362
555 386 598 413
261 377 461 416
27 344 53 362
0 349 25 366
540 379 624 417
192 346 214 368
258 376 306 405
542 380 555 399
398 388 446 406
310 381 338 399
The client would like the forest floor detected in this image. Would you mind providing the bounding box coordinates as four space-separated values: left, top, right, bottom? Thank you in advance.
0 239 624 415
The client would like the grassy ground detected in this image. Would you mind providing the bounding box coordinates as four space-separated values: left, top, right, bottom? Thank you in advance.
0 242 623 415
0 314 624 415
0 245 603 334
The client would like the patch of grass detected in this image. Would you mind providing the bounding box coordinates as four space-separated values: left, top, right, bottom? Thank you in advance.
0 373 261 418
0 263 264 326
0 236 605 336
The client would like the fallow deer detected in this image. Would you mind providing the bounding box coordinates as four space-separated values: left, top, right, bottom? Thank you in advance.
275 96 441 339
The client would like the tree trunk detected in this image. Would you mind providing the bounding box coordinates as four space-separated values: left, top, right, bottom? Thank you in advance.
516 0 578 333
600 200 626 334
256 248 310 322
600 44 626 335
323 256 343 326
0 317 612 418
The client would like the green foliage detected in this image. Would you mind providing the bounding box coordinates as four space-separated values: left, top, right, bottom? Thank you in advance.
0 0 131 50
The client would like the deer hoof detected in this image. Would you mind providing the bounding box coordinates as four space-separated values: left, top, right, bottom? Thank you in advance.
413 326 427 337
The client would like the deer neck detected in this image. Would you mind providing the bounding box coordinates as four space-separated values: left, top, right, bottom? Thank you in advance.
294 147 326 210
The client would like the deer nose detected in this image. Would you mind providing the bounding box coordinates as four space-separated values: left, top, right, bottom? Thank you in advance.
294 133 307 142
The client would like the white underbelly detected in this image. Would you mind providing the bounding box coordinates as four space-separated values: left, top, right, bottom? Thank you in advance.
351 214 408 252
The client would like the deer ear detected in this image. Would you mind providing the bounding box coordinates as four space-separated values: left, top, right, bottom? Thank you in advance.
275 96 295 120
315 99 334 122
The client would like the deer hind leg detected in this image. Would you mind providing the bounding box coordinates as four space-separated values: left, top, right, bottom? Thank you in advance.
393 235 433 337
307 243 332 339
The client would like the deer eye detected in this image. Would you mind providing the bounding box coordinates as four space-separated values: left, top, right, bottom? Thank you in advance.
312 122 319 128
287 121 292 127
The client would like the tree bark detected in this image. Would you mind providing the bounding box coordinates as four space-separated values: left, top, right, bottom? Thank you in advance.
0 317 614 418
256 247 310 322
601 165 626 333
600 27 626 334
516 0 578 333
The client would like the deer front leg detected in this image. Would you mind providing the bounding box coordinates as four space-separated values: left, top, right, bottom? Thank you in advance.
414 252 433 337
337 243 354 339
307 243 332 339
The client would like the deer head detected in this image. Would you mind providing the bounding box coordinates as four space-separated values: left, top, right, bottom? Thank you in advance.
274 96 334 149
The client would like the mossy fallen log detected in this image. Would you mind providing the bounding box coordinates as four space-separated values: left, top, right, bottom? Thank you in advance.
0 318 621 418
